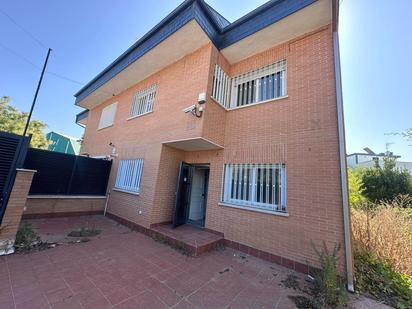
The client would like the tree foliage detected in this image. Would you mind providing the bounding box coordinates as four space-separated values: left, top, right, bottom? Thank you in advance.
361 157 412 203
401 128 412 141
348 168 366 206
0 96 49 149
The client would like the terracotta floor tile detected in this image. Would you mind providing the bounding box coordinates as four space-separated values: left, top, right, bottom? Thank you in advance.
187 284 234 308
46 287 75 305
104 287 132 306
2 215 319 309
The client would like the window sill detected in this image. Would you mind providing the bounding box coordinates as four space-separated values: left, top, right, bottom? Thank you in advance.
210 95 288 111
97 124 114 131
218 202 288 217
127 111 153 121
112 188 140 196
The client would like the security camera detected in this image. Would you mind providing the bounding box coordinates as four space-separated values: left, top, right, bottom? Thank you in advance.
183 105 196 113
198 92 206 104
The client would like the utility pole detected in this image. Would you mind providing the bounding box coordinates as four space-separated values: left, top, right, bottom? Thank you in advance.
23 48 51 136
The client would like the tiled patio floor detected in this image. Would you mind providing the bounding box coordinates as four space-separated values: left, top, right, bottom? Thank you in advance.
0 215 386 309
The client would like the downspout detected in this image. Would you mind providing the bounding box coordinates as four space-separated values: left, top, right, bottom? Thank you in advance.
333 0 355 293
103 190 111 216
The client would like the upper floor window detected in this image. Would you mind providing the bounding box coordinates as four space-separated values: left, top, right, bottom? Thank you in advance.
98 102 117 129
222 163 286 213
115 159 144 194
212 60 287 109
129 84 157 119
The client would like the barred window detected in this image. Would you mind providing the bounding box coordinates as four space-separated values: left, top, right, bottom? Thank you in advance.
232 60 286 107
222 163 286 212
211 60 287 109
115 159 144 193
129 84 156 118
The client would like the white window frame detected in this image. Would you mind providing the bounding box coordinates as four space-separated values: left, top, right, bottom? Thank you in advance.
98 102 117 129
128 84 157 119
211 60 287 110
221 163 286 213
114 159 144 194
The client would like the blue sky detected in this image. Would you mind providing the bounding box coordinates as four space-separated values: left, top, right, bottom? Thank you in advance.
1 0 411 160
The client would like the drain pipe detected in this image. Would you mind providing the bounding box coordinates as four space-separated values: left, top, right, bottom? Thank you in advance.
333 0 355 293
103 190 111 216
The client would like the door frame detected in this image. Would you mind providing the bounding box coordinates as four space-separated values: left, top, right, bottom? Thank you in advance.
187 164 209 228
173 162 210 228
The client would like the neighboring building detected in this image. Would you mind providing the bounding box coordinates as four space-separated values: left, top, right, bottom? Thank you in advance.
74 0 352 284
46 131 81 155
347 148 412 174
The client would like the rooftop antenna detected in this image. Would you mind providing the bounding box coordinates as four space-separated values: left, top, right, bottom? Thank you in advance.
385 142 394 153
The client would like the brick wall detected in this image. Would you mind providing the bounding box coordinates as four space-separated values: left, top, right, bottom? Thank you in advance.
80 25 346 272
81 44 214 228
203 25 345 271
23 196 106 218
0 169 35 254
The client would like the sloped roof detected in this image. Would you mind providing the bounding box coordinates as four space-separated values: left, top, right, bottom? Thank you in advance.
46 131 81 155
74 0 316 104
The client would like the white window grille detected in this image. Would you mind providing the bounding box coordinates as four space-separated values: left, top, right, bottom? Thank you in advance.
211 64 231 108
115 159 144 193
222 163 286 212
129 84 157 118
98 102 117 129
211 60 287 109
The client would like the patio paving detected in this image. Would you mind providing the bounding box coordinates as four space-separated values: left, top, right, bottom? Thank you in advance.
0 215 387 309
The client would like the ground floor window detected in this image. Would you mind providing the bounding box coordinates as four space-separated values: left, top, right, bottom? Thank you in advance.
115 159 144 193
222 163 286 212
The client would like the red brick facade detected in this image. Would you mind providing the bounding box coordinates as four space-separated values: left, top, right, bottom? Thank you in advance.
81 25 345 272
0 169 35 254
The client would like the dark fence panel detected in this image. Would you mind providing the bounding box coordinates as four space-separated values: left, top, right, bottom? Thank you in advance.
24 148 111 196
69 156 112 195
0 131 30 223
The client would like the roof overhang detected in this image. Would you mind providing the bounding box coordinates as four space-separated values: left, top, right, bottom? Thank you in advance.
76 20 210 109
163 137 223 151
75 109 89 126
221 0 332 63
75 0 332 107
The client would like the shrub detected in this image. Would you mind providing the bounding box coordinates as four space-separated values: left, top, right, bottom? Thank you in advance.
348 168 366 206
354 250 412 308
351 206 412 275
311 242 347 308
15 223 40 250
361 157 412 203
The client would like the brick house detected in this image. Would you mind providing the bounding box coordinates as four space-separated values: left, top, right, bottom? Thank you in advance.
75 0 353 289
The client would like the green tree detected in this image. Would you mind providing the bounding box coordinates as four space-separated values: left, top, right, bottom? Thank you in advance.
400 128 412 141
348 168 365 206
361 157 412 203
0 96 49 149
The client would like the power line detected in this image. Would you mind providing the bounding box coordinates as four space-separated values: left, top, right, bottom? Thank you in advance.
0 8 115 98
0 42 40 69
46 71 84 86
0 42 115 96
0 8 48 50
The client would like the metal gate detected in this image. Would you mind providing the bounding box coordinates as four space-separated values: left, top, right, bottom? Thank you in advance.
0 132 30 224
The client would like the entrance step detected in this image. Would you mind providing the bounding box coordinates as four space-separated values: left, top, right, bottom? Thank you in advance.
150 224 224 256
